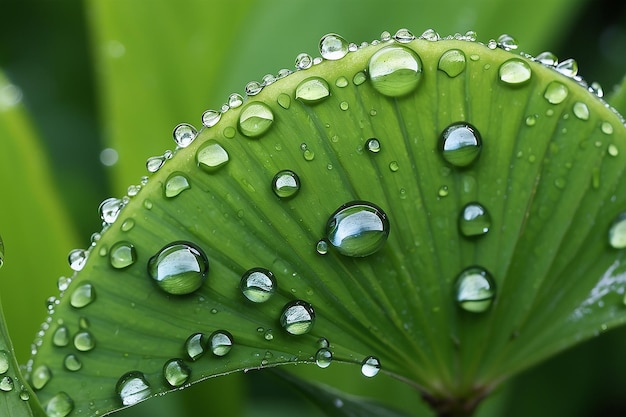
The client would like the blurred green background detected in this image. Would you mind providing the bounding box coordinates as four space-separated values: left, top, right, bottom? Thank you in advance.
0 0 625 416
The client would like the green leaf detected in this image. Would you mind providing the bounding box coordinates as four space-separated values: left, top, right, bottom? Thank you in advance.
607 74 626 118
28 30 626 417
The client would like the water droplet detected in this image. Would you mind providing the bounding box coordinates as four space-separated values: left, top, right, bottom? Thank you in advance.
272 170 301 199
440 122 482 167
543 81 569 104
19 389 30 401
238 102 274 138
339 101 349 111
335 76 349 88
353 71 367 85
146 155 167 173
295 77 331 104
497 34 518 50
120 218 135 232
609 213 626 249
555 58 578 77
163 359 191 387
63 354 82 372
498 58 532 86
228 93 244 108
0 351 8 374
70 283 95 309
535 51 558 66
454 266 496 313
68 249 88 271
45 392 74 417
74 330 95 352
487 39 498 49
240 268 277 303
31 364 52 390
185 333 208 360
459 203 491 237
389 161 399 172
52 325 70 347
365 138 381 153
196 140 229 172
209 331 233 357
419 28 439 41
572 102 590 120
277 93 291 109
99 197 125 224
361 356 381 377
109 241 137 269
438 49 466 78
0 236 4 269
316 240 328 255
201 110 221 128
325 201 390 257
264 329 274 341
608 144 619 157
319 33 349 60
163 172 191 198
0 376 13 392
245 81 263 96
315 348 332 368
172 123 197 148
148 241 209 295
368 45 423 97
57 276 71 291
116 371 151 406
525 114 538 126
143 199 153 210
280 300 316 335
602 122 614 135
438 185 449 197
394 28 415 43
295 53 313 70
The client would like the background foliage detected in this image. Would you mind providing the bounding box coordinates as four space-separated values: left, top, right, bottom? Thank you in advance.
0 0 625 415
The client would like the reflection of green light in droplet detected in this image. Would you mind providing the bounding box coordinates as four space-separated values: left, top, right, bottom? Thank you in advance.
454 267 496 313
369 45 423 97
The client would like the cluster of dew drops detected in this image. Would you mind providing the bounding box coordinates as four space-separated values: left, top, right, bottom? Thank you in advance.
21 28 626 416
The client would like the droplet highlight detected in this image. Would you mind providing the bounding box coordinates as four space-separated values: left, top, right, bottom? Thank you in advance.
185 332 208 361
172 123 197 148
44 392 74 417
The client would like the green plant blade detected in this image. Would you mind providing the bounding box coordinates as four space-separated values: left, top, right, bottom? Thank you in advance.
28 31 626 417
607 74 626 118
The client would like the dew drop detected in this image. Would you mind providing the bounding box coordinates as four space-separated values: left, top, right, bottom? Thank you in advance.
238 102 274 138
0 350 8 374
121 218 135 232
31 364 52 390
394 28 415 42
555 58 578 77
185 333 208 361
19 389 30 401
264 329 274 341
320 33 349 60
116 371 151 406
497 34 518 50
440 122 482 167
315 348 333 368
459 203 491 237
245 81 263 96
438 185 449 197
573 102 590 120
609 213 626 249
45 392 74 417
339 101 349 111
335 76 349 88
272 170 301 199
63 354 82 372
389 161 399 172
146 155 166 173
419 28 439 41
163 359 191 387
148 241 209 295
228 93 244 108
438 49 466 78
164 172 191 198
240 268 277 303
295 77 331 104
608 144 619 157
602 122 614 135
454 266 496 313
316 240 328 255
68 249 88 271
301 143 315 161
280 300 316 335
53 325 70 347
277 93 291 109
498 58 532 86
368 45 423 97
70 283 95 309
543 81 569 104
196 140 229 172
535 51 558 66
109 241 137 269
361 356 381 377
525 114 538 126
172 123 197 148
223 126 236 138
201 110 221 128
0 376 13 392
353 71 367 85
295 53 313 70
99 197 125 224
73 330 95 352
209 330 234 357
325 201 390 257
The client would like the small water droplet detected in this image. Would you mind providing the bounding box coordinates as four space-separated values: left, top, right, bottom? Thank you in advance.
368 45 423 97
143 199 153 210
316 240 328 255
498 58 532 86
320 33 349 60
361 356 381 377
0 351 9 374
209 330 233 357
196 140 229 172
0 376 13 392
280 300 315 335
264 329 274 341
608 144 619 157
525 114 538 126
52 325 70 347
99 197 125 224
70 283 95 309
271 170 301 199
164 172 191 198
572 102 590 120
68 249 88 271
120 218 135 232
459 203 491 237
438 49 466 78
223 126 236 138
240 268 276 303
73 330 95 352
487 39 497 49
440 122 482 167
335 76 349 88
602 122 614 135
315 348 332 368
609 213 626 249
109 241 137 269
543 81 569 104
535 51 558 66
389 161 399 172
31 364 52 390
301 143 315 161
146 155 167 173
454 266 496 313
295 77 331 104
148 241 209 295
419 28 439 41
45 392 74 417
19 389 30 401
555 58 578 77
172 123 197 148
295 53 313 70
201 110 221 128
63 354 82 372
497 34 518 50
185 333 208 360
365 138 381 153
245 81 263 96
163 359 191 387
353 71 367 85
394 28 416 43
116 371 151 406
238 102 274 138
277 93 291 109
339 101 349 111
326 201 390 257
438 185 449 197
228 93 244 108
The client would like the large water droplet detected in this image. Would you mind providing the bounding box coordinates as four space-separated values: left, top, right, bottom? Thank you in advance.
73 330 96 352
609 213 626 249
555 58 578 77
209 330 233 356
201 110 221 128
146 155 166 173
543 81 569 104
440 122 482 167
361 356 381 377
0 376 13 392
164 172 191 198
148 242 208 296
0 350 8 374
172 123 197 148
368 45 423 97
31 364 52 390
99 197 125 224
240 268 277 303
459 203 491 237
272 170 301 199
295 53 313 70
454 266 496 313
326 201 390 257
315 348 333 368
498 58 532 86
68 249 88 271
438 49 466 78
238 101 274 138
295 77 331 103
163 359 191 387
44 392 74 417
109 241 137 269
319 33 349 60
365 138 381 153
185 332 208 361
116 371 151 406
280 300 315 335
196 140 229 172
70 282 95 309
535 51 558 66
63 354 82 372
228 93 243 108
